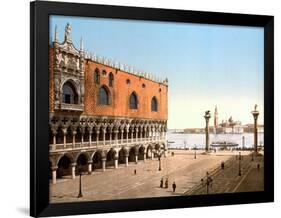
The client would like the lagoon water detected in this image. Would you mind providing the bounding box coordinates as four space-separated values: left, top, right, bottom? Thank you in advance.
167 132 264 149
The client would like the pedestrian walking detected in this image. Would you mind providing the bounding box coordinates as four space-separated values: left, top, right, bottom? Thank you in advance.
172 182 176 192
134 169 137 175
221 161 225 170
165 178 169 188
160 178 163 188
257 163 260 171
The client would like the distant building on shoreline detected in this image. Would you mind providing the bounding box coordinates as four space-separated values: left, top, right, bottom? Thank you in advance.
182 106 263 134
213 106 244 134
243 124 264 133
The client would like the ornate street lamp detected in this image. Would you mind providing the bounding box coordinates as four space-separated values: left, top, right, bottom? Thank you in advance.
204 110 211 152
77 166 83 198
155 149 164 171
238 152 242 176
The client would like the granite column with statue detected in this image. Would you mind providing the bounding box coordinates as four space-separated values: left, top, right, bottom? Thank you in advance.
204 111 211 152
251 104 260 153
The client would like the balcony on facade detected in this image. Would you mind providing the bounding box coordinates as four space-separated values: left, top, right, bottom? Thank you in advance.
58 103 84 112
50 137 166 152
49 116 168 153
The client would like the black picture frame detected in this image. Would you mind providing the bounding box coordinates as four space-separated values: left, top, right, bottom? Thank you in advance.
30 1 274 217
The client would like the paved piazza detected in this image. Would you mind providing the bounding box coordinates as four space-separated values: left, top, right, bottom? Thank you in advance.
50 150 263 203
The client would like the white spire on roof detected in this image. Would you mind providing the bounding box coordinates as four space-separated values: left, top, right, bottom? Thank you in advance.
80 37 84 51
54 25 58 42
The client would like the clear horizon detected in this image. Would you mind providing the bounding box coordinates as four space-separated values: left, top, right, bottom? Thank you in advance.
50 16 264 129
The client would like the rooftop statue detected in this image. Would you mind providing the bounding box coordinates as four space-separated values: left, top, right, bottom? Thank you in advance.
254 104 258 111
65 23 72 42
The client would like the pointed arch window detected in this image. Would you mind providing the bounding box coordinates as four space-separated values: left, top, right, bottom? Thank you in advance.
62 81 78 104
129 92 138 109
94 68 100 84
109 72 114 87
98 86 109 105
151 96 158 112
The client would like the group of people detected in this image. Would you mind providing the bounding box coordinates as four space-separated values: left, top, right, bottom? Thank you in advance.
134 169 177 193
160 177 177 192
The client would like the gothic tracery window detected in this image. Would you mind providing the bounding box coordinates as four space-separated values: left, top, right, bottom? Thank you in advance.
109 72 114 87
99 86 109 105
151 96 158 112
129 92 138 109
94 68 100 84
62 81 78 104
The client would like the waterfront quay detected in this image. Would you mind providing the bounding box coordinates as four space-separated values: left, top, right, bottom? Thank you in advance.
50 150 263 203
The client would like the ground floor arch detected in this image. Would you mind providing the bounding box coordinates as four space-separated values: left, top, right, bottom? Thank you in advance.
138 146 146 161
106 149 116 167
57 155 72 178
128 147 137 162
118 148 128 164
76 153 88 174
92 151 103 170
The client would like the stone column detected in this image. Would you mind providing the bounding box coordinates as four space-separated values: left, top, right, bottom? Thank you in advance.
81 128 85 146
89 129 92 147
71 163 76 179
125 155 129 167
130 128 134 143
87 161 92 174
140 129 143 142
114 130 118 145
126 128 129 144
101 158 106 172
109 129 112 145
120 129 124 144
102 128 106 146
204 111 211 152
135 128 139 142
143 129 146 141
143 152 146 162
52 129 57 145
63 128 67 148
72 130 77 148
155 127 158 140
251 105 260 153
96 130 100 146
51 166 57 184
114 158 118 169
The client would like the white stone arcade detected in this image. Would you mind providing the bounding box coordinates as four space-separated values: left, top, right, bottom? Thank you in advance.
49 115 167 184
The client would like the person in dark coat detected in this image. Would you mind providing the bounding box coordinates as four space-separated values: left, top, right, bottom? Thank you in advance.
221 161 225 170
165 178 169 188
172 182 176 192
134 169 137 175
160 178 163 188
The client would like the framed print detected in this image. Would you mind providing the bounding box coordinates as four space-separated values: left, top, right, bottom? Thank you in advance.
30 1 274 217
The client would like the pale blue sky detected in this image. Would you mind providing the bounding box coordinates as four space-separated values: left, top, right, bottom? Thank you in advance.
50 15 264 128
